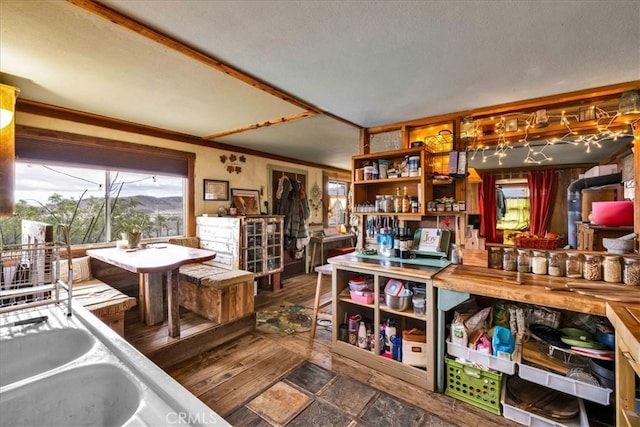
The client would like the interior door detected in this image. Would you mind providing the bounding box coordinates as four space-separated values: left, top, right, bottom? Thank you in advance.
272 170 307 279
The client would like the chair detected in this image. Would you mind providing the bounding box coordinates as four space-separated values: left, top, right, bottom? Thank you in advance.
311 264 333 338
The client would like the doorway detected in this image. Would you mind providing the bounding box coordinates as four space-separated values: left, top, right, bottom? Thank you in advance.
269 166 308 280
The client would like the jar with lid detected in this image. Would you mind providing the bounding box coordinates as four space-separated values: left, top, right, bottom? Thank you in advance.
582 254 602 281
383 195 394 213
503 247 517 271
622 256 640 285
489 247 502 269
602 255 622 283
531 251 548 275
517 249 531 273
375 195 384 212
565 253 583 278
547 251 565 277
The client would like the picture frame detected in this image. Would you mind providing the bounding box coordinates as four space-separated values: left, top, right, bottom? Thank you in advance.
203 179 229 201
231 188 261 215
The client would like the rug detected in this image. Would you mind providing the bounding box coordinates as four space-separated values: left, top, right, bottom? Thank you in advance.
256 303 312 334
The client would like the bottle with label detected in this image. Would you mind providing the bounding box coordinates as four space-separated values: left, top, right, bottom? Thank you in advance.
394 187 402 213
229 199 238 217
384 318 396 354
358 321 368 349
402 186 410 213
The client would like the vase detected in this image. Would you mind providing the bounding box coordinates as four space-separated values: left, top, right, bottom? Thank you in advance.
127 231 142 249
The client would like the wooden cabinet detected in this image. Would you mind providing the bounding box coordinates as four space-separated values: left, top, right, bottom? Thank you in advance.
575 222 634 251
330 257 437 391
196 215 284 286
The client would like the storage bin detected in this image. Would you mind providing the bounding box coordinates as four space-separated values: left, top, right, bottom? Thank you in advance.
402 329 427 367
446 340 517 375
349 290 374 304
444 356 502 415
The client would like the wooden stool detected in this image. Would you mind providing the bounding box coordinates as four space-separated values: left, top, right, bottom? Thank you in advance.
311 264 333 338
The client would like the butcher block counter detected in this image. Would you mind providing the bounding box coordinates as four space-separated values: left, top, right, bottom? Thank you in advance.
433 264 608 316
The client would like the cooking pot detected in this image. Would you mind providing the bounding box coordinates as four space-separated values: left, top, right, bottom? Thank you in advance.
590 201 633 227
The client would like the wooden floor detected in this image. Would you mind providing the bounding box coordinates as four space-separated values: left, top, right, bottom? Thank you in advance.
124 272 514 426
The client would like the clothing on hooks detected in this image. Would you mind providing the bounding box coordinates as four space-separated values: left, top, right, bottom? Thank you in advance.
496 185 506 220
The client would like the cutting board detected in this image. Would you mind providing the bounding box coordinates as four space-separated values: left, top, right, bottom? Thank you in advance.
522 341 570 375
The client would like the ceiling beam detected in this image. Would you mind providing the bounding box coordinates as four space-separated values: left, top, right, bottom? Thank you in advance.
203 111 317 140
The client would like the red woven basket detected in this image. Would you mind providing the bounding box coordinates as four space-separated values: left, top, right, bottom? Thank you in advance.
513 236 559 250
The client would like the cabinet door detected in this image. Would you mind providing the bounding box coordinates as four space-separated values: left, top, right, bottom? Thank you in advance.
265 217 284 273
244 218 264 274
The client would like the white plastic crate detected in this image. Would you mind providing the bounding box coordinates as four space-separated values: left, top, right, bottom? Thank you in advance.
502 379 589 427
446 340 517 375
518 363 612 406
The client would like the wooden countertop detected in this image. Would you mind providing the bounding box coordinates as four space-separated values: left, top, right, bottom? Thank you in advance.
433 264 608 315
606 302 640 372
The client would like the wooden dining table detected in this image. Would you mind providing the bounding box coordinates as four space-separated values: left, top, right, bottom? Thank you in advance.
87 243 215 338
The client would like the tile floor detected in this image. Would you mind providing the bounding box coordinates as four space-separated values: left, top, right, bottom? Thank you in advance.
226 361 452 427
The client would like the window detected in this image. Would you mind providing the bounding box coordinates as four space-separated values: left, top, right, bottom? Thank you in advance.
0 127 195 245
327 180 348 227
0 163 185 245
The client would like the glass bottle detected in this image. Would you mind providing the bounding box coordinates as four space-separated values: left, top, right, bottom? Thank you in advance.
402 186 411 213
622 256 640 285
503 247 517 271
547 251 565 277
450 243 462 264
394 187 402 213
583 254 602 281
531 251 548 275
517 249 531 273
565 252 583 278
489 247 502 269
602 255 622 283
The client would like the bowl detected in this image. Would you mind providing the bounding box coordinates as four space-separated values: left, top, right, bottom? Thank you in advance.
591 201 634 227
602 237 634 254
385 289 413 311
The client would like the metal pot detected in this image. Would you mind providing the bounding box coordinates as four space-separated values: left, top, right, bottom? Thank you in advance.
385 289 413 311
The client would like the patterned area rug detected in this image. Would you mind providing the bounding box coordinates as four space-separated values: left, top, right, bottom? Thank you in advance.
256 303 312 334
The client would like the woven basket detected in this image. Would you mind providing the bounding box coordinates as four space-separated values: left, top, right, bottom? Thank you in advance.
513 236 559 250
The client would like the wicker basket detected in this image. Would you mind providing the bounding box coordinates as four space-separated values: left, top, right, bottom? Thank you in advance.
513 236 559 250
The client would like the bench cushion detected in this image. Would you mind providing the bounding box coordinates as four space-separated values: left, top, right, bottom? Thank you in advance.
57 256 93 283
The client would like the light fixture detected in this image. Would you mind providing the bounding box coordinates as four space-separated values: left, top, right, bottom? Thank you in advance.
0 84 19 129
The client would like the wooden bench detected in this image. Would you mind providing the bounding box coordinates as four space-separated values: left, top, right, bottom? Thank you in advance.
61 256 136 336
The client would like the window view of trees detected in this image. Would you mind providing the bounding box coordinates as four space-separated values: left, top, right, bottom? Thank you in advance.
327 180 348 226
0 164 185 245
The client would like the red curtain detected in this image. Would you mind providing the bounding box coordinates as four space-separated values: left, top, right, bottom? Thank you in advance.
527 170 558 236
479 173 498 243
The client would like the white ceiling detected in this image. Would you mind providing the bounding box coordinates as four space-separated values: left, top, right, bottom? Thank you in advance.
1 0 639 171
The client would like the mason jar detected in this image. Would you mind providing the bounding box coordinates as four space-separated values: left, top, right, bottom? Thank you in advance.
531 251 548 275
565 252 583 278
489 247 502 269
517 249 531 273
503 247 517 271
583 254 602 281
602 255 622 283
623 256 640 285
547 251 565 277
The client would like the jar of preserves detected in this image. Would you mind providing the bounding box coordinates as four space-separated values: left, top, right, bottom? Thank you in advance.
623 256 640 285
603 255 622 283
583 254 602 281
489 247 503 269
517 249 531 273
503 247 516 271
547 251 565 277
531 251 548 275
565 253 583 278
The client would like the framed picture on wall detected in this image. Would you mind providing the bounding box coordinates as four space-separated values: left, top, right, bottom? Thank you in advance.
231 188 260 215
204 179 229 201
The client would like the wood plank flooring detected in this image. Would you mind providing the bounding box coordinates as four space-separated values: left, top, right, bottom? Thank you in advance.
124 272 514 426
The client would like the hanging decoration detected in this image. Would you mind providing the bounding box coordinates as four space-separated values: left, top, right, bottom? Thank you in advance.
219 153 247 173
309 182 323 215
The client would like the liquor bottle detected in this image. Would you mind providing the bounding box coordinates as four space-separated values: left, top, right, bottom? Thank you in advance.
402 186 410 213
394 187 402 213
229 199 237 217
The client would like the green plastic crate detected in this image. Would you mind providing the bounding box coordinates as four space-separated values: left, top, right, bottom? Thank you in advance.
445 356 503 415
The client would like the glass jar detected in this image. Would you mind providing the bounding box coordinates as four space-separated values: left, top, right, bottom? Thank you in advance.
603 255 622 283
517 249 531 273
582 254 602 281
450 243 462 265
565 253 583 278
503 247 517 271
383 195 394 213
531 251 548 275
547 251 565 277
623 256 640 285
489 247 503 269
375 195 384 212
